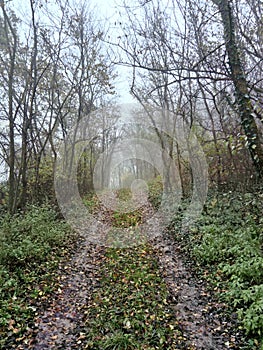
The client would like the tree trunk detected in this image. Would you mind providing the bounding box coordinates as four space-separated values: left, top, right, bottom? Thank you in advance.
211 0 263 178
1 3 18 214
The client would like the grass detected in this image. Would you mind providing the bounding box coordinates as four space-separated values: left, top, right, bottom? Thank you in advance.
84 243 186 349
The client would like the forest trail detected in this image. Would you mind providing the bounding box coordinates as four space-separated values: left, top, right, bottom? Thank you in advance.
16 200 245 349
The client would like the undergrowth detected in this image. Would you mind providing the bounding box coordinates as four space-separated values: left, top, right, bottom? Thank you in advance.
0 204 74 347
84 181 263 348
171 189 263 349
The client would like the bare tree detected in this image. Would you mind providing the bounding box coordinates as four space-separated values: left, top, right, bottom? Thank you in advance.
115 0 263 186
0 2 18 213
211 0 263 178
0 0 117 213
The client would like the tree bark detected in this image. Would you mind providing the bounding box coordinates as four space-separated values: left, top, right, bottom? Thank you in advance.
211 0 263 178
1 2 18 214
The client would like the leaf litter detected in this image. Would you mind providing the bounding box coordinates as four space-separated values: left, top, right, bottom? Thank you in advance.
11 199 250 349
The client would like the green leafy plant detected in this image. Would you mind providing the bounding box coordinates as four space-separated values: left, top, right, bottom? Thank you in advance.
84 244 185 349
98 331 137 350
147 176 163 209
112 210 143 228
0 204 74 347
178 189 263 346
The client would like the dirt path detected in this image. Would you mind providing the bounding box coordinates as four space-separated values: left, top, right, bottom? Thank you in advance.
32 241 105 349
149 232 244 349
17 201 246 349
145 203 245 349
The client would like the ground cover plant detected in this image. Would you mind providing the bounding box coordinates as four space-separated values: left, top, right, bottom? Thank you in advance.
82 189 188 349
0 205 75 348
170 188 263 349
84 244 187 349
0 185 262 348
88 182 263 348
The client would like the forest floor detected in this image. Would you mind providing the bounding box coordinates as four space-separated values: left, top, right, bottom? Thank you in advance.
8 198 252 350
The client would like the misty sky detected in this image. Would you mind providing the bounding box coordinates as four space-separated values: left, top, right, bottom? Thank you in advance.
11 0 135 104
